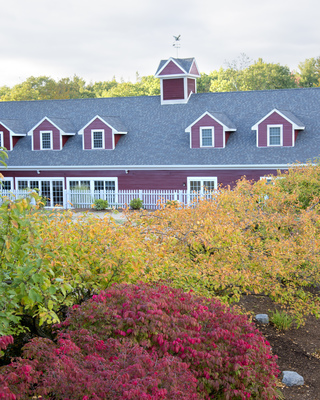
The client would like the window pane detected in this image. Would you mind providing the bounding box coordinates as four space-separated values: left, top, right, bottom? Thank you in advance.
269 127 281 145
201 129 213 146
2 180 11 190
203 181 215 190
105 181 115 191
42 132 51 149
94 180 105 191
93 131 103 148
52 181 63 206
69 181 79 189
18 181 28 190
29 181 39 190
190 181 201 191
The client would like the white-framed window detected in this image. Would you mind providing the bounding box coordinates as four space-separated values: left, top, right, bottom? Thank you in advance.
40 131 52 150
267 125 282 146
0 178 13 190
92 130 104 149
67 178 118 207
67 178 117 192
16 178 64 207
0 131 3 148
200 127 214 147
187 177 218 192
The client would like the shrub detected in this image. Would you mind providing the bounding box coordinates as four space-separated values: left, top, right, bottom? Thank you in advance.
270 310 294 331
93 198 109 210
1 284 279 399
166 200 180 208
130 198 143 210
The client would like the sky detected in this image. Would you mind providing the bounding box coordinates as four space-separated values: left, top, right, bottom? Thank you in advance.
1 0 320 87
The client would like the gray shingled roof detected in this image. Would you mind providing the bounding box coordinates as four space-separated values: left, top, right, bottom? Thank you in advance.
1 87 320 169
0 119 25 134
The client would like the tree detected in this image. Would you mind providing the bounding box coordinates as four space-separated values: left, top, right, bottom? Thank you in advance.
209 58 296 92
296 57 320 87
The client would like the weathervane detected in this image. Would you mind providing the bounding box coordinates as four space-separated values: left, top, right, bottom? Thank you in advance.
173 35 181 58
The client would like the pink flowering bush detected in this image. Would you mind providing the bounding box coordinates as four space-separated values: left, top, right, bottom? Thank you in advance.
0 283 279 399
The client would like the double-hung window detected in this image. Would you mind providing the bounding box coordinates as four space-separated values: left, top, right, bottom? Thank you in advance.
92 130 104 149
200 127 214 147
41 131 52 150
267 125 282 146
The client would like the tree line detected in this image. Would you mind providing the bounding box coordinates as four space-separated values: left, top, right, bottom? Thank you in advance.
1 55 320 101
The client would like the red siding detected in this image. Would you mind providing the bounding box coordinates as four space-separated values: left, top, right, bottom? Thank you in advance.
258 112 293 147
163 78 184 100
0 124 11 150
191 114 224 148
190 61 199 76
83 118 113 150
187 78 196 95
12 136 19 147
114 134 122 146
3 169 283 191
159 61 184 76
33 120 60 150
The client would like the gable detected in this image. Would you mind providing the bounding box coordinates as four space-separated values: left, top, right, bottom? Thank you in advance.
158 60 185 76
186 112 236 149
252 109 305 147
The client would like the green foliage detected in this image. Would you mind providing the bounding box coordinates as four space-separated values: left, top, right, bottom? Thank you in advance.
270 310 294 331
93 198 109 210
130 198 143 210
209 57 297 92
296 57 320 87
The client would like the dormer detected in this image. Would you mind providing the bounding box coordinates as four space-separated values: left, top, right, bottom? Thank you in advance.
28 117 75 151
0 119 25 151
78 116 127 150
155 57 200 105
252 109 305 147
185 112 236 148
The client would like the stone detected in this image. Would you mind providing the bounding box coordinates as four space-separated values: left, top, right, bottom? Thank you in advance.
255 314 269 324
282 371 304 386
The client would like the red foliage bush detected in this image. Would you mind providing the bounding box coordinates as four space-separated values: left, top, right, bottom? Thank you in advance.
1 284 279 399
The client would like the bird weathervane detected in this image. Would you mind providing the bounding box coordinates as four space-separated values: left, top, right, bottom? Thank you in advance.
173 35 181 58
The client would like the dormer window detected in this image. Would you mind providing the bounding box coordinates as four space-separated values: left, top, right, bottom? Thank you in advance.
78 116 127 150
28 117 75 151
186 112 236 149
201 127 214 147
92 130 104 149
41 131 52 150
268 125 282 146
252 109 304 147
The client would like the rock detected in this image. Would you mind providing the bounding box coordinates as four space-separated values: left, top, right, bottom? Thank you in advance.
255 314 269 324
282 371 304 386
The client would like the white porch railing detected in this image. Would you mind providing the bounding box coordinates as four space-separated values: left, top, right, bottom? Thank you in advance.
0 189 217 210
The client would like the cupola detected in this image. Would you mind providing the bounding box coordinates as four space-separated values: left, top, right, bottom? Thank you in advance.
155 57 200 105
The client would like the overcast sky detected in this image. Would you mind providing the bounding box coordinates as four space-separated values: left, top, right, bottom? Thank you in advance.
1 0 319 87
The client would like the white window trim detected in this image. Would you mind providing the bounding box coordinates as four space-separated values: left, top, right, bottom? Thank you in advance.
40 131 53 150
66 177 118 192
200 127 215 148
187 177 218 192
91 129 105 149
267 125 283 147
0 131 3 148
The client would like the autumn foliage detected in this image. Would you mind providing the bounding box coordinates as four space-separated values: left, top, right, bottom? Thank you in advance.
1 283 279 399
1 162 320 340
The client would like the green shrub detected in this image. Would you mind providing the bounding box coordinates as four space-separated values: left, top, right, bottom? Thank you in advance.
93 198 109 210
166 200 180 208
130 198 143 210
270 309 294 331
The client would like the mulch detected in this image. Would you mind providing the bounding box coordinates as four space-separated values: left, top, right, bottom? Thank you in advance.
238 295 320 400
